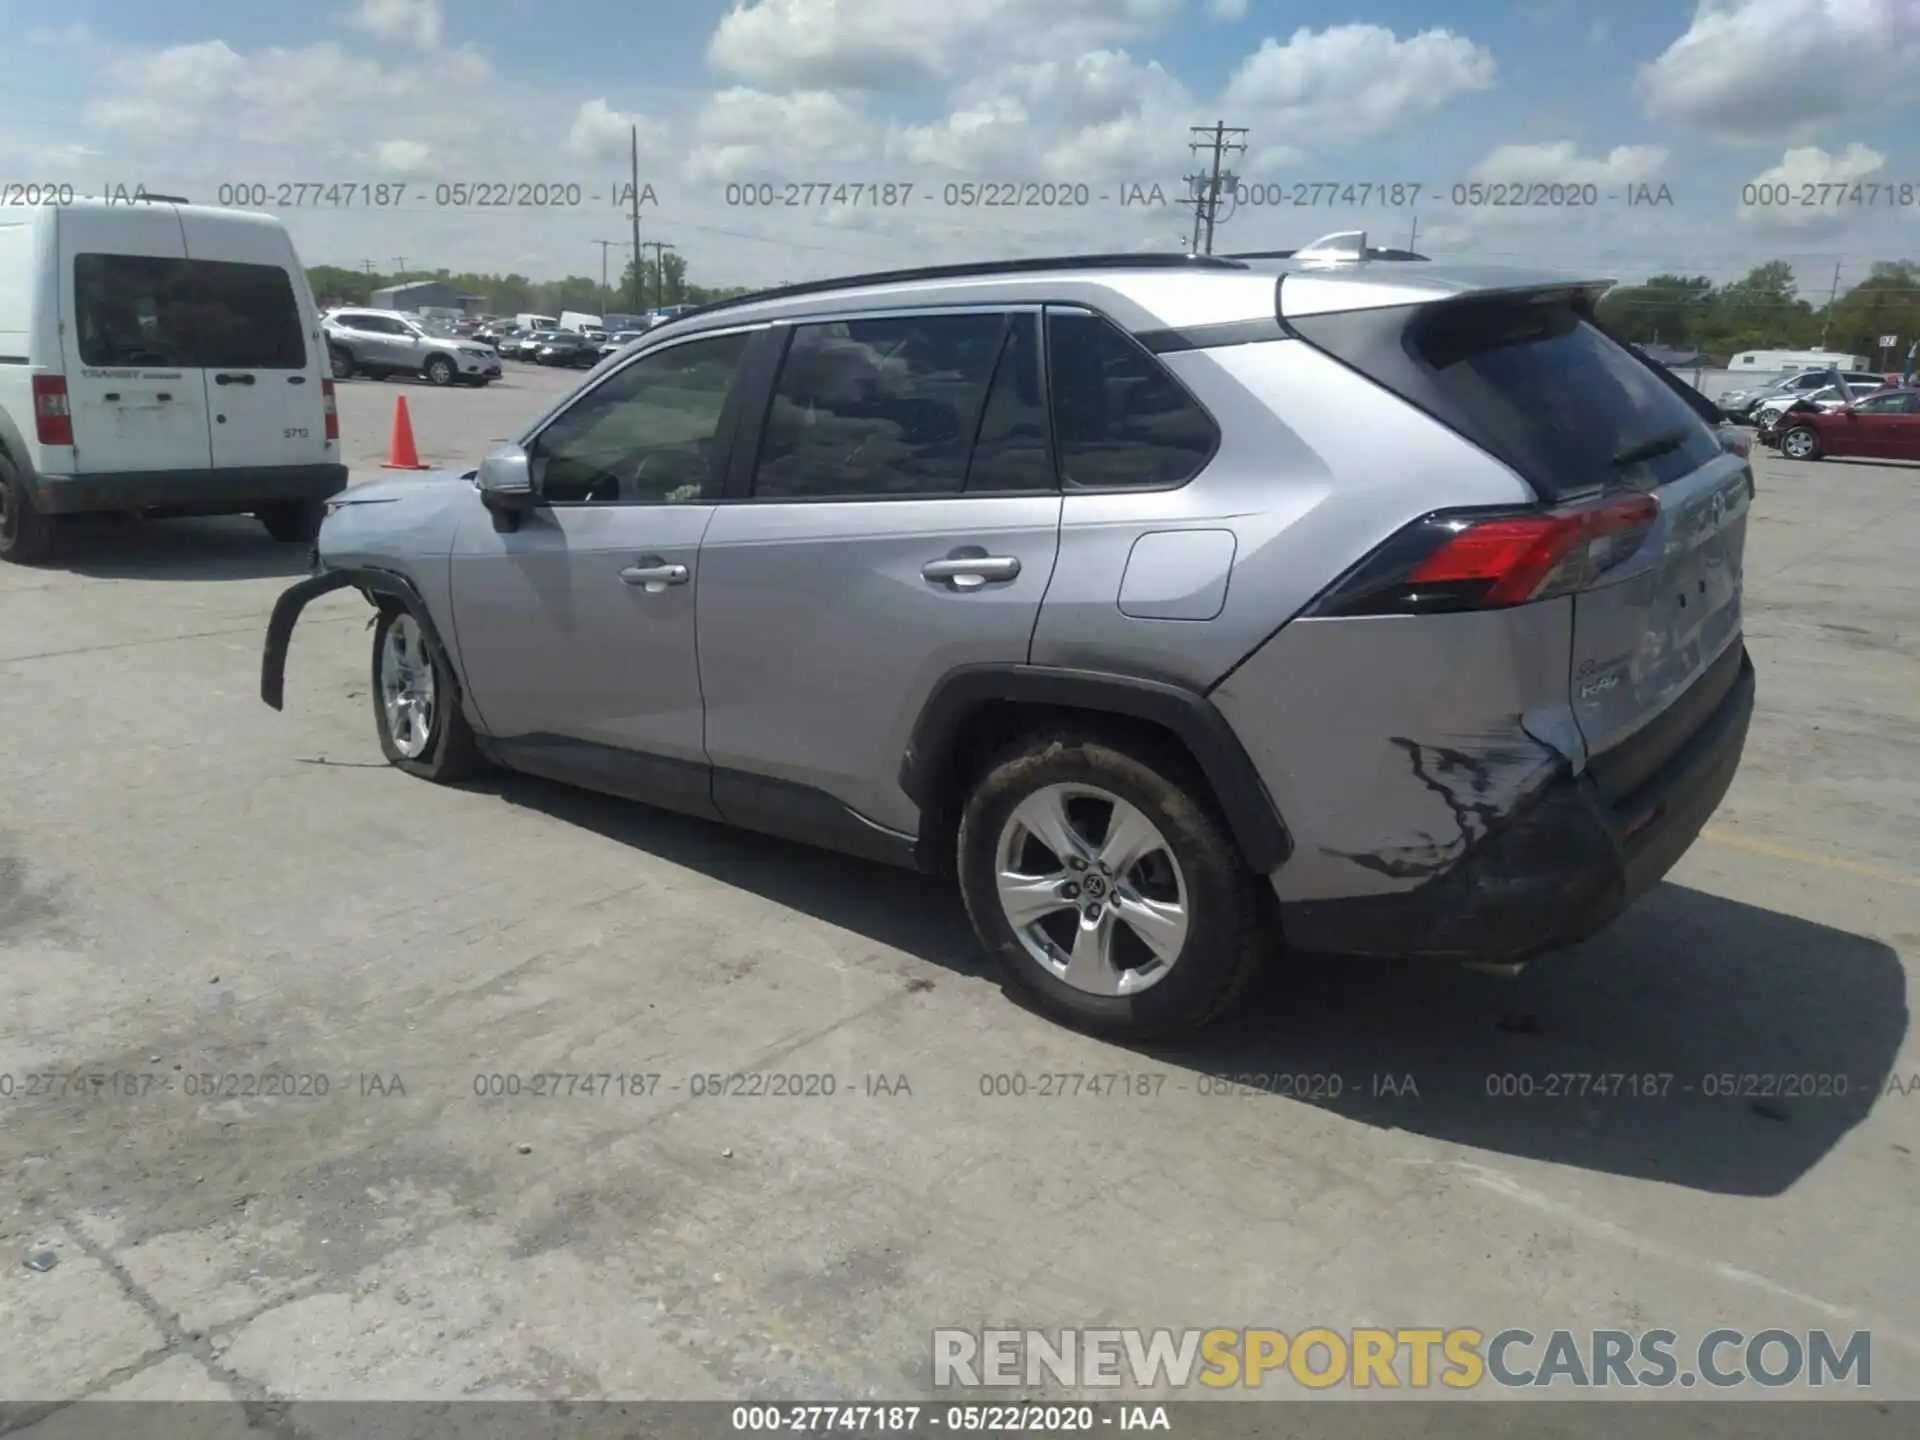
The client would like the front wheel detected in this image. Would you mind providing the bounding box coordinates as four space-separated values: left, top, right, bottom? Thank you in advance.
956 731 1268 1039
424 355 457 386
371 606 486 782
1780 425 1821 461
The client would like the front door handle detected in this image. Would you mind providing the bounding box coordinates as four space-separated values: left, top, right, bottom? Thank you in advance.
620 561 689 592
214 373 256 386
922 554 1021 589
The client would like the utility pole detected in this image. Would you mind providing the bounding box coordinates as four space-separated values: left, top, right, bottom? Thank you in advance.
639 240 676 310
1185 121 1247 254
628 124 644 315
1408 215 1419 252
591 239 624 310
1820 258 1843 348
391 257 406 278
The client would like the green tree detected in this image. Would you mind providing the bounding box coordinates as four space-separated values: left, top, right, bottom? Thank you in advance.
1824 262 1920 365
1597 274 1713 347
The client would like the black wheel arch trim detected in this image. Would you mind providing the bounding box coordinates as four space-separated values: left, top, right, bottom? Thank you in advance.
900 663 1292 873
260 564 460 713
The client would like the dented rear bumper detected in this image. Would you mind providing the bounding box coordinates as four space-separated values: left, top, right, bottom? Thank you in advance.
1281 649 1755 962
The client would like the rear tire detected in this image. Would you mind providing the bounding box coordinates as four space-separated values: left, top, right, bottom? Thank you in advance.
0 461 59 565
257 500 324 543
1781 425 1822 461
371 605 486 782
329 346 355 381
956 730 1268 1040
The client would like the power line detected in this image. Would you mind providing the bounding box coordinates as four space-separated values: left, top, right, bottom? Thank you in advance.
1185 121 1247 255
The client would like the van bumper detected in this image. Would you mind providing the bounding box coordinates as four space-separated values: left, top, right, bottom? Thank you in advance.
1279 649 1755 963
30 464 349 516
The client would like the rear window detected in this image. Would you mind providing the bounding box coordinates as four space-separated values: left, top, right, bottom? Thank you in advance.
1291 296 1721 499
191 260 305 369
73 254 195 367
74 254 305 369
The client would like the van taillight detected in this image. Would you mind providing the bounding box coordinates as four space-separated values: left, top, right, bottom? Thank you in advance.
33 375 73 446
1309 493 1661 617
322 378 339 440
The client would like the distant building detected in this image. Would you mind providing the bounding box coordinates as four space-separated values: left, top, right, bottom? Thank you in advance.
370 281 484 316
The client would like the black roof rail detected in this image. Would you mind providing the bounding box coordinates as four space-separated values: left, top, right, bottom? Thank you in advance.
1226 247 1430 262
663 252 1250 326
133 192 192 204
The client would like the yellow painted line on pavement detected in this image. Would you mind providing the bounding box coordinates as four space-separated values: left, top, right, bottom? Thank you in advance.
1701 827 1920 889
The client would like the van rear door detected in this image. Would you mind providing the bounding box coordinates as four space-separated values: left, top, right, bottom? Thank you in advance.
56 205 213 476
176 211 330 473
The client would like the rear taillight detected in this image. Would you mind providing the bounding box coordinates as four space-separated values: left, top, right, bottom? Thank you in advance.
1310 492 1661 617
321 378 339 440
32 375 72 446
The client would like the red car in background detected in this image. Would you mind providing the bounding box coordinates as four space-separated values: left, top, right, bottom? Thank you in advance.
1763 386 1920 461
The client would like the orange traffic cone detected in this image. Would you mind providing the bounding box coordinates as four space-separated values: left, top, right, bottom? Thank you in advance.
381 395 429 470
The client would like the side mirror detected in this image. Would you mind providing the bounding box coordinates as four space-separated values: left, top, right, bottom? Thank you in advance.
477 444 535 531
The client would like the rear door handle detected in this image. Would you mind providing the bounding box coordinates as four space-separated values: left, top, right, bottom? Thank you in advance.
620 561 689 591
214 373 256 386
923 554 1021 589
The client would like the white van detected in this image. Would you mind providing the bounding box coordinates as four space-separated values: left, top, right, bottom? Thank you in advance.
513 313 558 332
1728 348 1871 373
557 310 603 334
0 199 345 563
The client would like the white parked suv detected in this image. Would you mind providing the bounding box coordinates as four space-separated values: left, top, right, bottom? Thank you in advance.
322 308 501 387
1 198 346 562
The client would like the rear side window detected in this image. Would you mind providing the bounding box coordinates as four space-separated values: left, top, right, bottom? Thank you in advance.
965 313 1051 493
1052 311 1213 491
73 254 305 369
752 312 1005 500
1291 297 1721 499
1046 309 1217 489
191 260 305 369
73 254 195 367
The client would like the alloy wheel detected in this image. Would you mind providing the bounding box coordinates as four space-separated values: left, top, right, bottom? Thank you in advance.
379 614 437 759
993 783 1190 996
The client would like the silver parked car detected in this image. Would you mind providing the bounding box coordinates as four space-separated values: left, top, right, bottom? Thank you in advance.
263 239 1755 1039
322 308 501 386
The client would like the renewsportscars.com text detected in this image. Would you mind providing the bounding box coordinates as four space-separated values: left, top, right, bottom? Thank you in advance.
933 1327 1871 1390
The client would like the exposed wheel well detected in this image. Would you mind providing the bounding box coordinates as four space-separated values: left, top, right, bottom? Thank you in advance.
917 700 1225 876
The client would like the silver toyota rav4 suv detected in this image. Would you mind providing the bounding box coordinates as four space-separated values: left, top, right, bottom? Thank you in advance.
262 237 1755 1039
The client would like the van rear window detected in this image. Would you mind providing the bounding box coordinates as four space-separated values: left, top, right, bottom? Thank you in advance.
74 254 306 370
1290 295 1721 499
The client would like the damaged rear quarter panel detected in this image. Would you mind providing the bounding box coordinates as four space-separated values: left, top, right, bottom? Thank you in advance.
1210 599 1580 901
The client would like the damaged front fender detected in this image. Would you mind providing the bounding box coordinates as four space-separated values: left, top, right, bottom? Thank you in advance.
259 566 447 712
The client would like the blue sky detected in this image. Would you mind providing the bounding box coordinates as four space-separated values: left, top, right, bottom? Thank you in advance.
2 0 1915 292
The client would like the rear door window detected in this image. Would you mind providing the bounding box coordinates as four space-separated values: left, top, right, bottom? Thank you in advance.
189 260 306 369
72 254 195 368
1046 308 1217 489
1292 297 1722 499
751 311 1006 500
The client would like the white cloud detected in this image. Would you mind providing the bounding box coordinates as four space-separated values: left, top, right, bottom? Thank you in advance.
708 0 1181 91
1588 19 1609 44
683 88 876 183
348 0 444 50
894 51 1198 182
1737 142 1886 229
1223 24 1497 144
1207 0 1249 19
368 139 432 173
1470 141 1669 185
567 99 670 160
1638 0 1920 142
